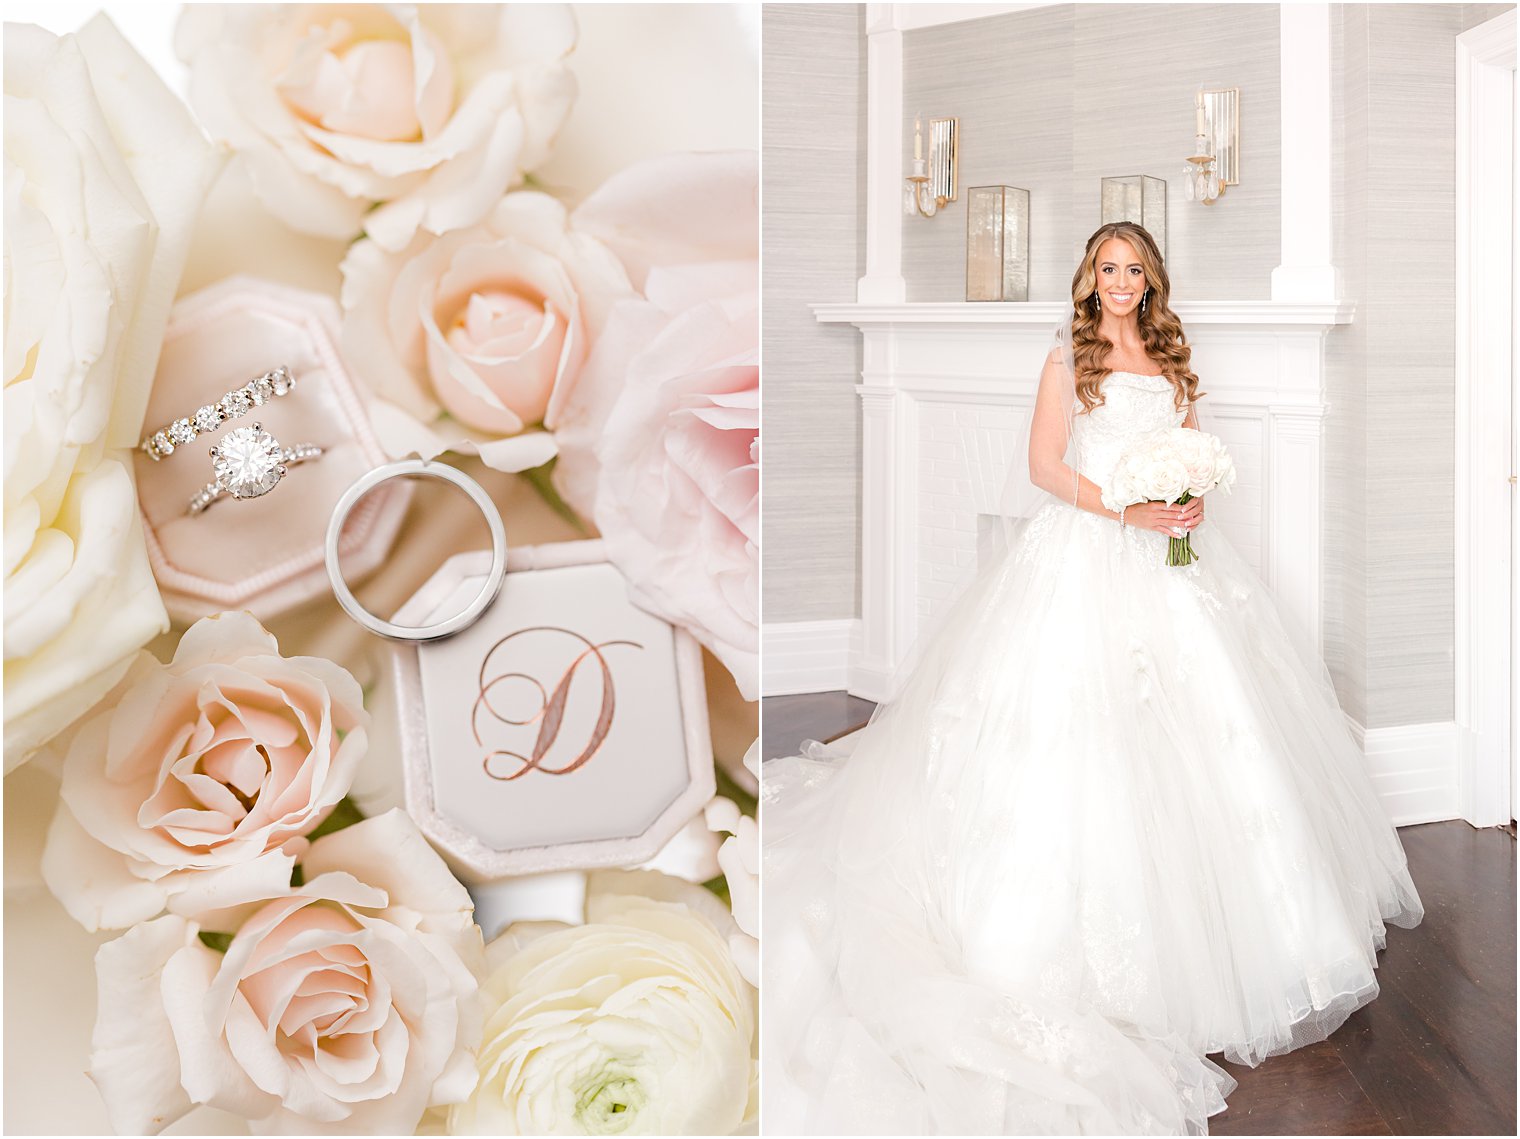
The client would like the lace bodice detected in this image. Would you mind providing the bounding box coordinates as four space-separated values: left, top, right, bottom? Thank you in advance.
1072 372 1188 489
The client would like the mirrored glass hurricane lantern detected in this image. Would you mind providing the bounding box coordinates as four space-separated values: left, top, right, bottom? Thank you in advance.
1099 175 1167 258
966 186 1030 302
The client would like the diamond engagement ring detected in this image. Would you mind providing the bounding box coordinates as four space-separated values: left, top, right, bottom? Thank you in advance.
187 425 323 515
142 365 297 461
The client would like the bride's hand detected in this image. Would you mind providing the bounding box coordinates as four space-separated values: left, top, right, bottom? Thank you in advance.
1126 499 1202 536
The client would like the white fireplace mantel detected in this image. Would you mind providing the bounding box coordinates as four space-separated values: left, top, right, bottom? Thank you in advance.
816 300 1354 702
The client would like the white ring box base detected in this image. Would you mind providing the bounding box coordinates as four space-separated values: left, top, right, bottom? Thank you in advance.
391 539 714 882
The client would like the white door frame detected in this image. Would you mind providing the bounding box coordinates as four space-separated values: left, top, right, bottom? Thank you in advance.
1454 9 1516 828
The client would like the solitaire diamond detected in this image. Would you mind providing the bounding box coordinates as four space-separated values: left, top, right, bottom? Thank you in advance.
214 426 284 499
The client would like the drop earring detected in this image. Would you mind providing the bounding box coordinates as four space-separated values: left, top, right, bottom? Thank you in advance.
1140 289 1149 316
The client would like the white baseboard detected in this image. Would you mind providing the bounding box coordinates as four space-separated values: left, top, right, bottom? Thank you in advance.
1358 720 1462 828
761 619 857 696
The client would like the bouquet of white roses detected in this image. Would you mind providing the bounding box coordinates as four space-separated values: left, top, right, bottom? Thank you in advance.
1102 427 1237 566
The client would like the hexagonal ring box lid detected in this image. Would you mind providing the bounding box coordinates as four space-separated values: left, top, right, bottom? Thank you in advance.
390 539 714 881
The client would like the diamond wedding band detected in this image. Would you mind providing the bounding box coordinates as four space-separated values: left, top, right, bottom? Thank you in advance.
142 365 297 460
187 425 322 515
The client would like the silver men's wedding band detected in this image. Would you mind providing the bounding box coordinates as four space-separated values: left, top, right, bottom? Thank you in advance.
325 459 508 642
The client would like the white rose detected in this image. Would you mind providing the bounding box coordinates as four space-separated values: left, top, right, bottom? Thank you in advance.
1146 457 1188 504
339 191 633 473
3 16 222 770
451 869 757 1135
1101 454 1149 512
1212 450 1238 495
88 810 484 1135
42 612 369 931
704 741 760 988
175 4 577 251
1168 429 1218 494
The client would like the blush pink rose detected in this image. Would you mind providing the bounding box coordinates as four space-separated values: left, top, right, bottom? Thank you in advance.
41 611 367 931
555 151 759 699
87 810 483 1135
175 4 577 250
339 191 634 472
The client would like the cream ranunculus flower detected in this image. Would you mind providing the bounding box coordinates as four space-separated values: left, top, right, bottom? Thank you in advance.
339 191 633 472
88 810 484 1136
41 612 368 932
451 869 758 1136
3 16 222 771
175 4 577 251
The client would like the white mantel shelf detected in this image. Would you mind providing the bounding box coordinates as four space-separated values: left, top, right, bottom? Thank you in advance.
812 300 1357 328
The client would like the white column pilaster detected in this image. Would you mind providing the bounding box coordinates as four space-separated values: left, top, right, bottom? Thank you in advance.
853 368 904 702
1271 2 1339 302
858 5 907 303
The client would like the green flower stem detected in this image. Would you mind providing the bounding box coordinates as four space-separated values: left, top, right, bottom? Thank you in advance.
1167 491 1198 567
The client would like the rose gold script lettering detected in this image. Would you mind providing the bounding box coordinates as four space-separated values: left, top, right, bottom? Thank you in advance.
472 626 642 781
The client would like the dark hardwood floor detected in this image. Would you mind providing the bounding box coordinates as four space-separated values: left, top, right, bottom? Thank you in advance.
760 690 877 760
761 692 1519 1136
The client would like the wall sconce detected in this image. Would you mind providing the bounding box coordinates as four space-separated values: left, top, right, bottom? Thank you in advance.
906 115 957 218
1183 87 1239 204
1100 175 1167 255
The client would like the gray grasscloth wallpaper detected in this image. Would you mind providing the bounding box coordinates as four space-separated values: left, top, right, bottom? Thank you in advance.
1323 3 1371 725
901 4 1282 303
1324 1 1515 728
761 4 866 622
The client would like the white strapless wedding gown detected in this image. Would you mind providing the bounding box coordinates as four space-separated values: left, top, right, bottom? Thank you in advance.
762 372 1424 1135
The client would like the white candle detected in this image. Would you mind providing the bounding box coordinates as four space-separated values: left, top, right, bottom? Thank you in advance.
1195 90 1205 137
914 114 922 161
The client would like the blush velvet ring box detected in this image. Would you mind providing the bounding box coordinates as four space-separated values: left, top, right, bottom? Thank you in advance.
134 276 411 621
389 539 714 882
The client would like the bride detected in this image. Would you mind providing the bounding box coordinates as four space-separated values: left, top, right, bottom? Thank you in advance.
762 222 1425 1135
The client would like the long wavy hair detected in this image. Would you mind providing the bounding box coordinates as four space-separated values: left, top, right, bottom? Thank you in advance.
1069 222 1202 414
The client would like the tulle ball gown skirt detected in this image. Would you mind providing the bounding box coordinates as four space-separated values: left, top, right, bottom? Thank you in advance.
762 501 1424 1135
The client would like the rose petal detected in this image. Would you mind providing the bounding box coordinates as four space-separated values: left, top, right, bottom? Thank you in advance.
42 806 169 932
89 916 198 1135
